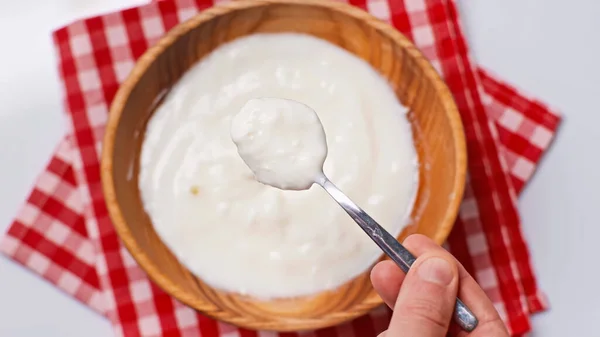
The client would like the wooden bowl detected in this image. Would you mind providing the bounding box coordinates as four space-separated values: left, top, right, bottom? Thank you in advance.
101 0 467 331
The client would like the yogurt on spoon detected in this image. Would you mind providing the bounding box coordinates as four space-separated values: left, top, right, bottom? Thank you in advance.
231 98 327 191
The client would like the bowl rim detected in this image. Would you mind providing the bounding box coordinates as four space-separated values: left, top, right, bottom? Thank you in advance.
101 0 467 331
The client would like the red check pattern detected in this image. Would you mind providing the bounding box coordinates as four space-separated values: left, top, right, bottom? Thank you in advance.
0 0 560 336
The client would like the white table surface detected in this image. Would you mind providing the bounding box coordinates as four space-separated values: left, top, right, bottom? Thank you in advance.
0 0 597 336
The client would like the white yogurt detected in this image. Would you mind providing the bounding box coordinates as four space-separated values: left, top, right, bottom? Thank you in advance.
231 98 327 190
139 33 419 299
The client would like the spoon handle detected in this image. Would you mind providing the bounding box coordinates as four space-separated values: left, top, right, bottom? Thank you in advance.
316 176 478 332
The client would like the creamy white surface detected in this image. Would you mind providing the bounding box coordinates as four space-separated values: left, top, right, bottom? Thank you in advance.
139 33 418 299
231 98 327 191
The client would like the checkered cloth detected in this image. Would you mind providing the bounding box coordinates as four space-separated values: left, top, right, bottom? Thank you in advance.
0 0 561 336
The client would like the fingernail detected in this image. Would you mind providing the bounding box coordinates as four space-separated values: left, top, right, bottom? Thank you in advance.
417 257 454 286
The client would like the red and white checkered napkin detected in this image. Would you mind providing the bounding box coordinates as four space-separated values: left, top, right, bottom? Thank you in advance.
0 0 561 336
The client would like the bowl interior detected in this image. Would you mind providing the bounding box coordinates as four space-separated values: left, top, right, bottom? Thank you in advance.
102 0 466 331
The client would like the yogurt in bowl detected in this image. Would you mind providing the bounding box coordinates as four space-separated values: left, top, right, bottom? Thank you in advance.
103 0 466 330
138 33 419 299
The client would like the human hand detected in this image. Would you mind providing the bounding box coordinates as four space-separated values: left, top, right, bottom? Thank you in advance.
370 234 510 337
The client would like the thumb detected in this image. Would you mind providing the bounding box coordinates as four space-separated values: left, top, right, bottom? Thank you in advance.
387 253 459 337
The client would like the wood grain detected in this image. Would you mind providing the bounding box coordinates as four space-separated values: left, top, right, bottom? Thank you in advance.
101 0 467 331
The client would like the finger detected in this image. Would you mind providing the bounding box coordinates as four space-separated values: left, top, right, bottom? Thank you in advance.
372 234 508 336
370 260 406 309
388 251 459 337
402 234 509 336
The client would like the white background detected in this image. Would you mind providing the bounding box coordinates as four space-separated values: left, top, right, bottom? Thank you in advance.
0 0 597 336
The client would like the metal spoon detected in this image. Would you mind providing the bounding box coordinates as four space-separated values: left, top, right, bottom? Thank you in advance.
232 97 477 331
315 173 478 332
